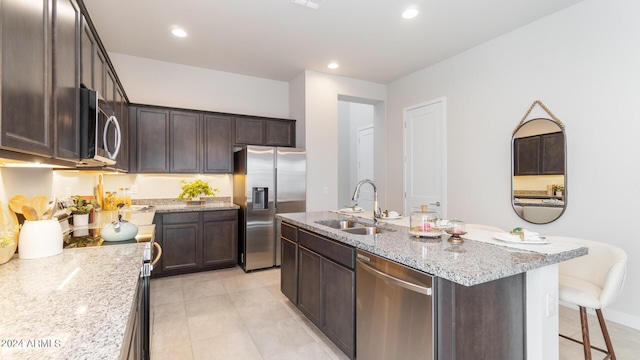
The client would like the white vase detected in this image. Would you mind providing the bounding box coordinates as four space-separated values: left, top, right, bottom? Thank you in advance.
18 220 63 259
556 191 563 197
73 213 90 227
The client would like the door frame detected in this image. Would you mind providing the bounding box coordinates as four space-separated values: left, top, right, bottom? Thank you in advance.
402 97 448 217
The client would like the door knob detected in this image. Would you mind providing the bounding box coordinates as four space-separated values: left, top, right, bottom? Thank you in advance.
430 202 441 207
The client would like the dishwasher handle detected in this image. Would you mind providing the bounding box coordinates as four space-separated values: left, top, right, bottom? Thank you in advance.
357 258 432 296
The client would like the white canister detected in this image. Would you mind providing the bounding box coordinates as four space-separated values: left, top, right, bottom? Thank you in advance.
18 220 63 259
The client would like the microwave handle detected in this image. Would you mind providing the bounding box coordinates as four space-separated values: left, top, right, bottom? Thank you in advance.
103 115 121 160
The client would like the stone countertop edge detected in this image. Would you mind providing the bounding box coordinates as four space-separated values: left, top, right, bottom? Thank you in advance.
0 243 147 359
277 211 587 287
153 202 239 213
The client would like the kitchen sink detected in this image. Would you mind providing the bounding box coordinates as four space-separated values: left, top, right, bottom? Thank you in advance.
341 226 386 235
315 219 363 229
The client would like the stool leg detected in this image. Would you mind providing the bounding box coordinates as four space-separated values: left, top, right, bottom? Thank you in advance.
579 306 592 360
596 309 616 360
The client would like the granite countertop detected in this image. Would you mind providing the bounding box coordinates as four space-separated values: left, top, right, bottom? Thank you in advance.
0 243 147 359
277 211 587 286
153 201 239 213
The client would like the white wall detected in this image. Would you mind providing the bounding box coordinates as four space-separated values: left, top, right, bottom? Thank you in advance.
386 0 640 326
109 53 290 118
301 71 386 211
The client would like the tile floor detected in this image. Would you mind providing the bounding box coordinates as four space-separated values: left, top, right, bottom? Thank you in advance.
151 267 640 359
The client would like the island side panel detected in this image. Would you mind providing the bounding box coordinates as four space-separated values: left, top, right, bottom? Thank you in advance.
436 273 526 360
525 264 559 359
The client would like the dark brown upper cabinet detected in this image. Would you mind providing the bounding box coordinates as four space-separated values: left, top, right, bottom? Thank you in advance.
234 117 296 147
513 132 564 176
53 0 82 161
170 111 201 173
132 106 233 174
135 107 170 173
1 0 53 156
265 119 296 147
203 114 233 173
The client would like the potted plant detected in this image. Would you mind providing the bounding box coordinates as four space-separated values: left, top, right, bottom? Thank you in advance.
553 184 564 197
178 179 219 203
68 195 99 226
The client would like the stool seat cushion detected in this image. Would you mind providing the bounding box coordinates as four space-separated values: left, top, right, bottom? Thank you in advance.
559 274 603 309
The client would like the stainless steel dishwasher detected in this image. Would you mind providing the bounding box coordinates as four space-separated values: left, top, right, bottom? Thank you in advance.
356 250 434 360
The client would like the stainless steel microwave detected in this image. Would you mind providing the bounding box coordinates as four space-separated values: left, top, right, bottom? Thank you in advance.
78 87 121 166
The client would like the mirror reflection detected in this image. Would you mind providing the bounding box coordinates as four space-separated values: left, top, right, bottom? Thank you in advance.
512 118 566 224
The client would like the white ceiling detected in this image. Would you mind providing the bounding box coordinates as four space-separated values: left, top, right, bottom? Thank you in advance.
82 0 583 84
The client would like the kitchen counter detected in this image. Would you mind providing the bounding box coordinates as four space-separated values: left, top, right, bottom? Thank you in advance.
277 211 586 286
0 243 147 359
0 208 158 359
151 201 239 213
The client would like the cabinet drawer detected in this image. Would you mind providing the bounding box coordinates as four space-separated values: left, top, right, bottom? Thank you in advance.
162 212 199 224
298 229 355 269
203 210 237 222
281 222 297 241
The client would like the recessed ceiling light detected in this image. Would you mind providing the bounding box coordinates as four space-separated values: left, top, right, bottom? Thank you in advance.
328 62 339 70
171 28 188 37
402 8 418 19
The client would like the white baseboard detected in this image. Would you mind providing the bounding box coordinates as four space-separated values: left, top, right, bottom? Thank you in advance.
559 301 640 331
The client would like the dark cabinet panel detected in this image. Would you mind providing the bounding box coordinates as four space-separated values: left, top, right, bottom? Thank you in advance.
541 132 564 174
136 108 170 173
170 111 201 173
514 131 564 176
80 18 95 89
1 0 52 155
234 117 264 145
298 246 323 325
234 117 296 147
437 274 525 360
153 210 238 278
202 210 238 268
281 236 298 304
283 222 359 359
53 0 81 161
514 136 540 175
203 114 233 173
323 258 355 357
265 119 295 147
161 223 200 273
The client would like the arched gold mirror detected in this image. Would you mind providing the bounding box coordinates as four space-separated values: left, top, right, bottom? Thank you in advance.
512 101 566 224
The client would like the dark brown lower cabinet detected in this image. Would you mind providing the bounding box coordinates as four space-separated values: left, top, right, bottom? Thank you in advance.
153 210 238 278
280 236 298 303
295 227 355 359
202 210 238 268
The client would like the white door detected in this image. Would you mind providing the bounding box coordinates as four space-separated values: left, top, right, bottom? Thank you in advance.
357 126 374 211
404 98 446 217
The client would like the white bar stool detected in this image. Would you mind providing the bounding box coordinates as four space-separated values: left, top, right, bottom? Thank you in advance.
558 238 627 360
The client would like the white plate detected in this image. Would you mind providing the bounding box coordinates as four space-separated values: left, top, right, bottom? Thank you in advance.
494 233 550 244
338 208 364 213
381 215 402 220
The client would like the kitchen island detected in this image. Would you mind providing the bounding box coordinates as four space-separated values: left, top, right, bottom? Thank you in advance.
0 209 157 359
277 211 588 360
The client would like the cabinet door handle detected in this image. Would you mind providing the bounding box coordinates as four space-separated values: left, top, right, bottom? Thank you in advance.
356 258 432 296
151 242 163 266
103 115 121 160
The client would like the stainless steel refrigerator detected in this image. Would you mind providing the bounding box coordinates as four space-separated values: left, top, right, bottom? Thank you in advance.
234 145 306 271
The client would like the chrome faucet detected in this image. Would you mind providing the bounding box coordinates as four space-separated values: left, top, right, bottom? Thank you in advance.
352 179 381 225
